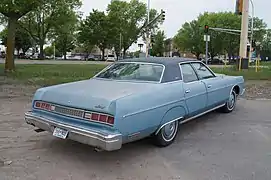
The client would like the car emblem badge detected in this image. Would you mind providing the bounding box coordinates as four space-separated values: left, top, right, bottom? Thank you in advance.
95 105 105 109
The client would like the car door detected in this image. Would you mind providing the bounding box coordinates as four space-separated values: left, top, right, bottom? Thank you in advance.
190 62 228 108
180 63 208 117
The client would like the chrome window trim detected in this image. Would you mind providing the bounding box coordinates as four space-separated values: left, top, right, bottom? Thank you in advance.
92 61 166 83
188 61 217 79
179 62 200 84
93 77 161 84
178 60 217 84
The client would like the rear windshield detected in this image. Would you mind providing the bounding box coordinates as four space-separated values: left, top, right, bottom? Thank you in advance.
95 62 164 82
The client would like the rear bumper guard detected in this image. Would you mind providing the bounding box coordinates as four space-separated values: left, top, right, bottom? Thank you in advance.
24 111 122 151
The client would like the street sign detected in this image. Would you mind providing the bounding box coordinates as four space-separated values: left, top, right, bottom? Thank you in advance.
204 35 210 42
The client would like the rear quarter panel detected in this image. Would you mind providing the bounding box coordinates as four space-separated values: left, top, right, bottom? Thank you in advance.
219 74 245 96
114 82 187 142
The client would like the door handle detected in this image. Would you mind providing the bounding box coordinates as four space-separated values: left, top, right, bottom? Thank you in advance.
185 90 191 93
207 85 212 88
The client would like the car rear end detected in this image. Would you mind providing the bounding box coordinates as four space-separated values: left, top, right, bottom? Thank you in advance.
25 99 122 151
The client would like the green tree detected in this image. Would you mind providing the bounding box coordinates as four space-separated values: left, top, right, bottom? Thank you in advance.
78 10 111 60
249 17 267 43
50 10 79 59
174 20 204 59
133 50 140 58
19 0 81 59
0 0 41 71
259 29 271 59
174 12 267 60
44 45 61 57
107 0 163 58
150 30 166 57
164 38 172 56
0 27 33 55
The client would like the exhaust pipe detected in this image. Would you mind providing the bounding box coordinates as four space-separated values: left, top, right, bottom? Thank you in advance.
34 129 45 133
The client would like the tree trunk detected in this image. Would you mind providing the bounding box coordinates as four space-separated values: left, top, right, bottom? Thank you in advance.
196 53 200 60
64 51 67 60
123 49 127 59
102 48 105 60
39 40 45 59
5 16 18 72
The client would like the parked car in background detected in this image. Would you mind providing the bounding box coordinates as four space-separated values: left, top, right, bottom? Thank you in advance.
30 53 40 60
0 51 5 58
25 57 245 151
201 58 225 65
106 54 116 61
87 54 100 61
66 55 85 60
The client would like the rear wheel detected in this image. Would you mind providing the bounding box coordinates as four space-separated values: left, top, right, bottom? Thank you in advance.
220 90 237 113
153 121 179 147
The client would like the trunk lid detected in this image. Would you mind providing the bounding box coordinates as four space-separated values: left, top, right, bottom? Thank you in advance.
36 78 157 115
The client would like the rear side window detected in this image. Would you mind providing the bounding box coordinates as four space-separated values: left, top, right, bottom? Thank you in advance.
191 63 215 80
180 63 198 83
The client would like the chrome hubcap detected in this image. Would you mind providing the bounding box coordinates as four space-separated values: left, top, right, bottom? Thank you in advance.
162 121 177 141
228 92 236 109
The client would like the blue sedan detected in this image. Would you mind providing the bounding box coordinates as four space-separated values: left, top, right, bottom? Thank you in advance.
25 57 245 151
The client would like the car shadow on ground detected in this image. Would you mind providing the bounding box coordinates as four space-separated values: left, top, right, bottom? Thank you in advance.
29 109 230 166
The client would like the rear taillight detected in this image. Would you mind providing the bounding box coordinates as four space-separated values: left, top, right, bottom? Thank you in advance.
34 101 53 111
34 101 114 126
84 112 114 125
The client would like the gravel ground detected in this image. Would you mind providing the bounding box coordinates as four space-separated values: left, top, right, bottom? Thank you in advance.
245 81 271 100
1 80 271 180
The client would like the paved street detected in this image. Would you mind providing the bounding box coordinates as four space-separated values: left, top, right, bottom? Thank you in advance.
1 59 269 69
1 85 271 180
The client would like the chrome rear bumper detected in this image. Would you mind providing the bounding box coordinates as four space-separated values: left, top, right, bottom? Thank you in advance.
241 88 246 96
24 112 122 151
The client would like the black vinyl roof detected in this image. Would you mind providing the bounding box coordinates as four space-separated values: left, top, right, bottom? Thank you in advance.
118 57 200 83
119 57 196 66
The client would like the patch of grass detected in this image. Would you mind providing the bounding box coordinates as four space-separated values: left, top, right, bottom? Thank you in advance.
211 65 271 80
0 64 106 86
1 63 271 86
259 61 271 67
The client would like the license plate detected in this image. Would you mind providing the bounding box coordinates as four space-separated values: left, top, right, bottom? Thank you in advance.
53 127 68 139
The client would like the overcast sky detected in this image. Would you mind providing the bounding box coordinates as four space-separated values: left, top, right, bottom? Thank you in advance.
1 0 269 52
81 0 270 38
81 0 270 52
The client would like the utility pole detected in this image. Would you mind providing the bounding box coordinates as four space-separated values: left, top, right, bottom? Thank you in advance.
146 0 150 58
204 25 210 65
239 0 249 70
119 33 122 59
248 0 254 63
53 41 56 60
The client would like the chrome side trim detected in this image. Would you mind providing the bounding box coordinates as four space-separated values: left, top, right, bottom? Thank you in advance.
161 79 183 84
155 116 184 135
241 88 246 96
180 104 225 124
122 98 184 118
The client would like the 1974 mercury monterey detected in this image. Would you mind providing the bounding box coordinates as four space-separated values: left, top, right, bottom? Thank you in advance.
25 58 245 151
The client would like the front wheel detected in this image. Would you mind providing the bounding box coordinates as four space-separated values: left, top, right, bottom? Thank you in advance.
153 121 179 147
220 90 237 113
